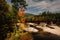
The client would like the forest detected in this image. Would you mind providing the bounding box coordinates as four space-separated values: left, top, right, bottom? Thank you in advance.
26 11 60 25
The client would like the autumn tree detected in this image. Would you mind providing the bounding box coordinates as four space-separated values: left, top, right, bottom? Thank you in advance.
0 0 27 40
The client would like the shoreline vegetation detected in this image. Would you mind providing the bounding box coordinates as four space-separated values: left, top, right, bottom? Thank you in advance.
26 11 60 26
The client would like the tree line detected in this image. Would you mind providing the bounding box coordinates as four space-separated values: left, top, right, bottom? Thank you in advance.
26 11 60 25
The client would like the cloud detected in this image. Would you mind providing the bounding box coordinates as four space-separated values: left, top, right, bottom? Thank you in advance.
25 0 60 15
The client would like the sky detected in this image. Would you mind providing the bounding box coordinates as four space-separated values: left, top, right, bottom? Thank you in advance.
6 0 60 15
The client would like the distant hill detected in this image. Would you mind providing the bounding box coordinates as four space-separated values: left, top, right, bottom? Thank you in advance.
26 13 34 17
25 13 35 16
